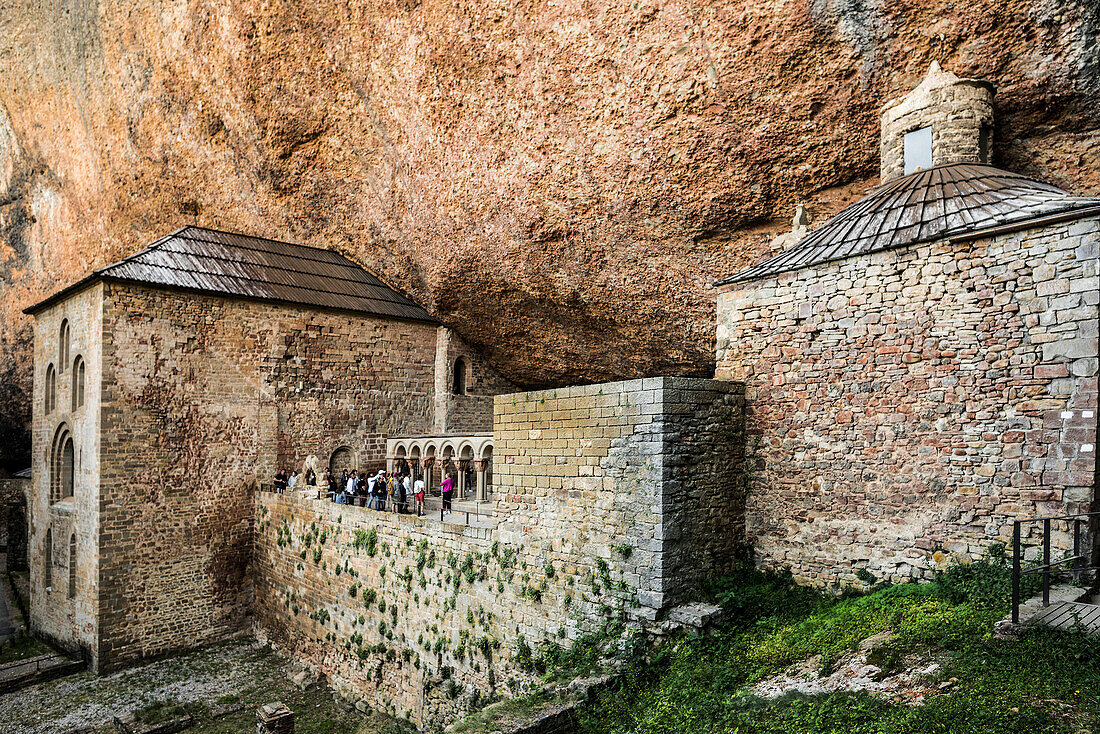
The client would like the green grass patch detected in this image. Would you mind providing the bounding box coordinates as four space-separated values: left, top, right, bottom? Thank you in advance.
579 557 1100 734
0 634 53 665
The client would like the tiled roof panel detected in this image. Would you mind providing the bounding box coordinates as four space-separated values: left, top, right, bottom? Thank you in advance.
92 226 436 322
716 164 1100 285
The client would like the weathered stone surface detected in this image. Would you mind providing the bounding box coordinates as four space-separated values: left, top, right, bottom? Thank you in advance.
716 216 1100 588
2 1 1100 466
252 378 744 729
28 280 509 671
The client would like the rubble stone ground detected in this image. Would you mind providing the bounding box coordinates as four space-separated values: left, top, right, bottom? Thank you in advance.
0 638 408 734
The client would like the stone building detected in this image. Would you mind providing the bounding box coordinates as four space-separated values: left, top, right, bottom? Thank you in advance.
715 64 1100 586
23 226 511 670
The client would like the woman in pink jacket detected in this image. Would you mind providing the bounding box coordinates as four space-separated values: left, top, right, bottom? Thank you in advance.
441 472 455 513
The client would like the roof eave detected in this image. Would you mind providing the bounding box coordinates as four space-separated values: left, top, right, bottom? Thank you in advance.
713 203 1100 290
22 274 105 315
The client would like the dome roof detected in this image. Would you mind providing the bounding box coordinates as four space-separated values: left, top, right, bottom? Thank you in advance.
716 163 1100 286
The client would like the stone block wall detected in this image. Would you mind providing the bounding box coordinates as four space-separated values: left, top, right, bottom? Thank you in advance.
93 283 507 671
28 283 103 658
434 327 514 434
879 65 994 182
252 378 744 729
492 377 745 618
1 476 29 571
716 216 1100 587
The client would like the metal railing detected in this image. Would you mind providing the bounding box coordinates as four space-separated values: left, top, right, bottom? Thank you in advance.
1011 511 1099 623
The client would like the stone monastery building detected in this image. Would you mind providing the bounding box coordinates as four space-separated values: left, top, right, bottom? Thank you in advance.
21 65 1100 726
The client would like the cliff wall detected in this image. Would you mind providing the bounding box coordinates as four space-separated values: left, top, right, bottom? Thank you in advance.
1 0 1098 467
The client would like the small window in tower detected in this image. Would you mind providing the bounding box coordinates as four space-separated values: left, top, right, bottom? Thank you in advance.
903 126 933 175
979 124 992 164
453 358 467 396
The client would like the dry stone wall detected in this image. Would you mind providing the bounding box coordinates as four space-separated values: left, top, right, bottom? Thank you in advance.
252 378 744 730
716 216 1100 588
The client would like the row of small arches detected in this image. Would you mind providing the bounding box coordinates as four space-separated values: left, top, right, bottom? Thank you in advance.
44 356 86 414
42 527 78 599
392 441 493 463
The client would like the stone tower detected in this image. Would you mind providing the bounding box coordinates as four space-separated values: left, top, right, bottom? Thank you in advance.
879 62 995 183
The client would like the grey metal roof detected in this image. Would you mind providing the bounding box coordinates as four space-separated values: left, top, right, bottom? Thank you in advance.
716 164 1100 286
26 226 437 322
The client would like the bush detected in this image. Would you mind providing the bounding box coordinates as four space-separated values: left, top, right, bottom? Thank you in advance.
933 542 1038 611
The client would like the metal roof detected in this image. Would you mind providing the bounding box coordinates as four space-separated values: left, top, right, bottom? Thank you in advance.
715 164 1100 286
25 226 437 322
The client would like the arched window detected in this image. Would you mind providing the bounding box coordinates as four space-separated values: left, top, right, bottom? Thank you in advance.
59 320 70 372
72 356 85 410
50 425 74 503
452 357 467 395
45 364 56 414
68 534 77 599
329 446 354 475
44 528 53 590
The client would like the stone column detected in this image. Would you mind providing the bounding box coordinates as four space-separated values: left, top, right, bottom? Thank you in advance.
475 459 488 502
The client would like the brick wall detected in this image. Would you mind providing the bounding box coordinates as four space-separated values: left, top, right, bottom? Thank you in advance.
716 216 1100 587
253 378 744 729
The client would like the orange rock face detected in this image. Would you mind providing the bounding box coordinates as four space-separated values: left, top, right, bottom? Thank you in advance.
0 0 1098 468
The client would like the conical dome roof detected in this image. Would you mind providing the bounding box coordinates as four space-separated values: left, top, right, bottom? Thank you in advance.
716 163 1100 286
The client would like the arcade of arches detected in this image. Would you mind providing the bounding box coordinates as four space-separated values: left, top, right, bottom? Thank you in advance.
384 435 493 502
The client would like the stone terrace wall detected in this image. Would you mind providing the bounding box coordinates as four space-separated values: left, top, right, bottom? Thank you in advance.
254 494 550 728
253 378 745 729
492 378 746 618
716 216 1100 587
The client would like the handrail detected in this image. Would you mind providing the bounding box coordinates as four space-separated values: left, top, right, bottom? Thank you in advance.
1012 511 1099 624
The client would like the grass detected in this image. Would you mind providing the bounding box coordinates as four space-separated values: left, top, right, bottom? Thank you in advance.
577 553 1100 734
0 633 53 665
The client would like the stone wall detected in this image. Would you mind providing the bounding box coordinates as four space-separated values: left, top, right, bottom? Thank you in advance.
716 216 1100 587
435 327 513 435
879 64 994 183
0 476 29 571
28 283 103 658
492 378 746 618
93 283 507 671
252 378 744 729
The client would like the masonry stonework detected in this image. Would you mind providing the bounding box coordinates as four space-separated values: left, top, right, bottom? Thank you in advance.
29 283 103 657
28 276 510 671
879 63 994 183
717 217 1100 587
252 378 744 729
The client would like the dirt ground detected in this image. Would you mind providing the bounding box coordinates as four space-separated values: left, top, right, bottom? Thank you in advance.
0 637 413 734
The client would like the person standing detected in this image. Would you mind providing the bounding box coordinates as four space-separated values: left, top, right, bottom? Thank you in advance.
414 476 425 517
402 473 412 514
441 472 455 513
